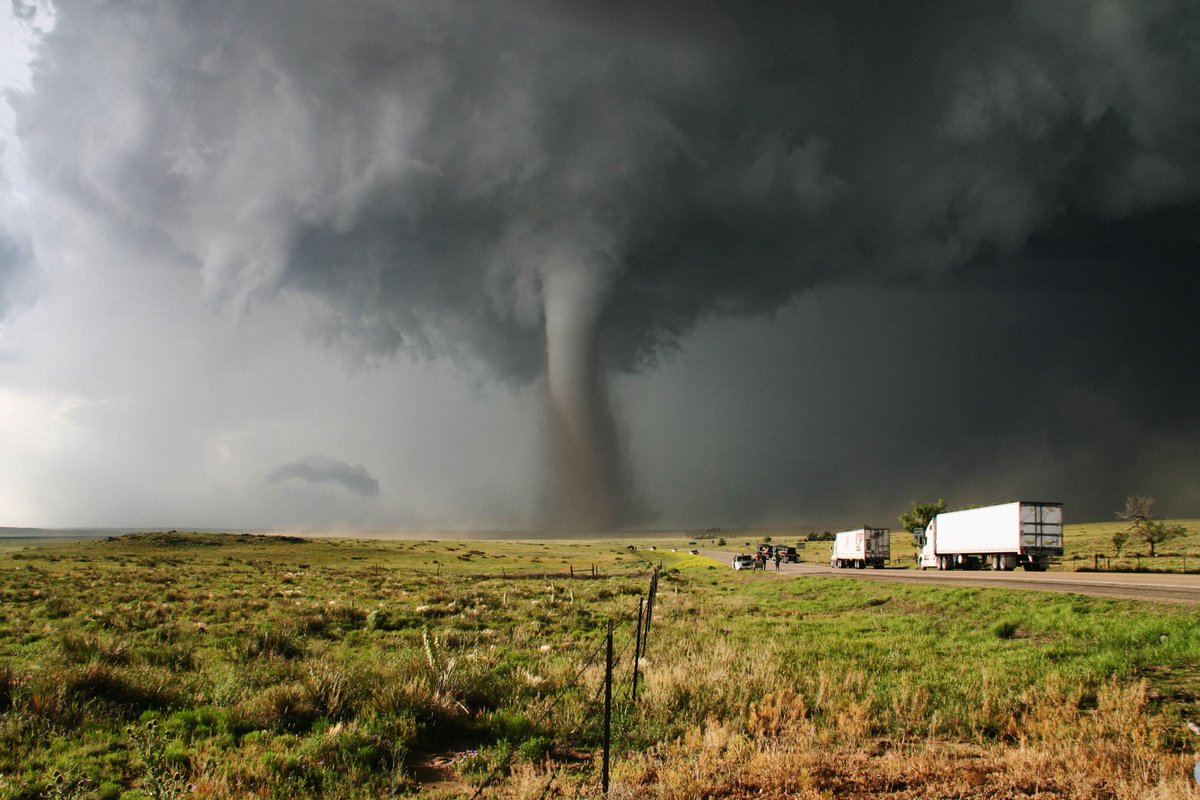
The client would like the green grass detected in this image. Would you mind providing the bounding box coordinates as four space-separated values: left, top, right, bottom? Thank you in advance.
0 531 1197 797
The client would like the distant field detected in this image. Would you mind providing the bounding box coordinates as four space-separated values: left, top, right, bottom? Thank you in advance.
0 532 1197 798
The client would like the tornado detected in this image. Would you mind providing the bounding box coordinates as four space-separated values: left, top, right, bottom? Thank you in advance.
541 262 622 533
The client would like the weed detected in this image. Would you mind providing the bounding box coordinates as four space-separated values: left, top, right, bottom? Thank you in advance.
127 719 188 800
992 619 1021 639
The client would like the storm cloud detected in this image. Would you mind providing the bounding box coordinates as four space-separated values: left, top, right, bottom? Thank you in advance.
266 454 380 498
3 1 1199 528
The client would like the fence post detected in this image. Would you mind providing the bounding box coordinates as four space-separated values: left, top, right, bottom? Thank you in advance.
631 596 644 702
603 619 613 795
642 568 658 657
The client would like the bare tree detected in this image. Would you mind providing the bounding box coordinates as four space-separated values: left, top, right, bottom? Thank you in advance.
1117 495 1156 529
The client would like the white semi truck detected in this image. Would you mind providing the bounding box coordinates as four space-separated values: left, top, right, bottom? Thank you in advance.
831 527 890 569
916 501 1063 571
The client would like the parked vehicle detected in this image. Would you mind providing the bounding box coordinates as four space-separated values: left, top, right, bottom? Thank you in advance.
776 546 799 563
916 501 1062 571
830 527 890 569
732 554 755 570
688 549 700 555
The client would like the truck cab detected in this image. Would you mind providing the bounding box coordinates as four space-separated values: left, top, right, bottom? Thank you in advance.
916 520 938 569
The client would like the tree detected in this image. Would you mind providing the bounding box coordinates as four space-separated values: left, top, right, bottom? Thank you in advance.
1116 495 1185 557
1117 495 1155 530
1141 520 1186 557
1111 529 1129 557
900 499 948 534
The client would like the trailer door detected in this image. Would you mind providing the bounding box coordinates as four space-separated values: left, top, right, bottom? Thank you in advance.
1020 503 1063 554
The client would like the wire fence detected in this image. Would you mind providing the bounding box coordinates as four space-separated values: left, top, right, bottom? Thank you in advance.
468 565 661 799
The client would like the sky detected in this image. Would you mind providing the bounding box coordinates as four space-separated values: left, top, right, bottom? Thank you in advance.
0 0 1197 533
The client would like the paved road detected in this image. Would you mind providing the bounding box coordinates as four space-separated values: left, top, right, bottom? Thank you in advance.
698 550 1200 603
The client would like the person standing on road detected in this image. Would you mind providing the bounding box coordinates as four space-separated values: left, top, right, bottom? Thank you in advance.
774 551 782 571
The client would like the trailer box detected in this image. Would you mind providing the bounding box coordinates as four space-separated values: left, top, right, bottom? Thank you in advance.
918 501 1062 571
830 527 890 569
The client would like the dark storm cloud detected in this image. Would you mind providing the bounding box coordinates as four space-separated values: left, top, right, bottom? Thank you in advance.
266 454 380 498
15 0 1194 369
10 0 1200 524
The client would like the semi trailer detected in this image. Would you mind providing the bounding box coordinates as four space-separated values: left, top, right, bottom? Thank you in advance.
830 527 890 569
916 501 1063 571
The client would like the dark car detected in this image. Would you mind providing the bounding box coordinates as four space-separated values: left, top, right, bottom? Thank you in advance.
776 546 800 563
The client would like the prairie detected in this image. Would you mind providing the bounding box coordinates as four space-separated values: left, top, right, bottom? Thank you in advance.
0 531 1197 798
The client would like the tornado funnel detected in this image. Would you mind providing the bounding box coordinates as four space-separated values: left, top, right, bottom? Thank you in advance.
542 265 622 532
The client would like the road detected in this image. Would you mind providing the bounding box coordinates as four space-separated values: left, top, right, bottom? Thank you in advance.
698 550 1200 603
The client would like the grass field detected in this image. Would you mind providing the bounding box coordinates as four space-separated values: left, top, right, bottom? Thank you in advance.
1 531 1198 798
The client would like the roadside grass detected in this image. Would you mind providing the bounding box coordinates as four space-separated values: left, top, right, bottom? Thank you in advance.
0 533 1196 798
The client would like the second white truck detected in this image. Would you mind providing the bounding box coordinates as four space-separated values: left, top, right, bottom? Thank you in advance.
831 527 890 569
916 501 1063 571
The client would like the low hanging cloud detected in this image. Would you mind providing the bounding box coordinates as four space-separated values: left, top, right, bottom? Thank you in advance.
266 454 380 498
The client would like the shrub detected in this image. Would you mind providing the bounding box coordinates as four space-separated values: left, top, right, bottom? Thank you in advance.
0 664 18 713
484 709 532 741
59 633 132 665
62 663 180 716
139 640 196 672
236 626 307 661
240 684 319 732
516 734 554 763
304 657 367 720
991 620 1020 640
42 596 75 619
